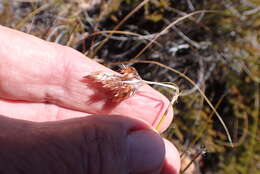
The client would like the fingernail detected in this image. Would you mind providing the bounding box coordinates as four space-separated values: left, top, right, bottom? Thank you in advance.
127 130 165 173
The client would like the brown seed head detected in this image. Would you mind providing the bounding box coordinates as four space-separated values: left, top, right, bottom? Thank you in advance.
84 66 144 102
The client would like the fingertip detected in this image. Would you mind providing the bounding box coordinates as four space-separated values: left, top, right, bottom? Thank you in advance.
127 130 165 174
161 139 181 174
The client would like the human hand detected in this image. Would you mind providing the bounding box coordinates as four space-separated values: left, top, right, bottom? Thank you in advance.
0 25 180 174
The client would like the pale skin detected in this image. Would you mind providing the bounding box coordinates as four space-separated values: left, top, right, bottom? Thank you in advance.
0 25 180 174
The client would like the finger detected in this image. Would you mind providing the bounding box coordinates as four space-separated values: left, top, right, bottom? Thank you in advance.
0 25 173 132
0 115 168 174
0 99 89 122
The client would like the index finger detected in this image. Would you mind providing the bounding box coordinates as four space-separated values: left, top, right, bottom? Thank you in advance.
0 25 173 132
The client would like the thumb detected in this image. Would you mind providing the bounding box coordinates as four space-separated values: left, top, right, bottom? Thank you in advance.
0 115 166 174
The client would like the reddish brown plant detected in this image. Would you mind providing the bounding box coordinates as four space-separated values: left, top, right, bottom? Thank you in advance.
83 66 144 102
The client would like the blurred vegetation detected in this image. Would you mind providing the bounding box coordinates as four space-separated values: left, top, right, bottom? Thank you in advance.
0 0 259 173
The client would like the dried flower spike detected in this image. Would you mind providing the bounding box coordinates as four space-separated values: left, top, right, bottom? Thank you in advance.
84 65 179 104
83 66 144 102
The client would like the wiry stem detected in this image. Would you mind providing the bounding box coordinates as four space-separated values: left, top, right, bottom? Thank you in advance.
122 79 180 104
